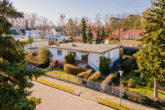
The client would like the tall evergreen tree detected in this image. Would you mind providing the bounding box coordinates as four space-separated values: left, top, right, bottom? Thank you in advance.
0 0 44 109
96 30 100 44
87 26 93 44
81 18 87 43
136 0 165 98
101 26 105 43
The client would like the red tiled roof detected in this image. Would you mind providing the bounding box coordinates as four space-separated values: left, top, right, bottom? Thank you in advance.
120 30 143 40
111 30 124 36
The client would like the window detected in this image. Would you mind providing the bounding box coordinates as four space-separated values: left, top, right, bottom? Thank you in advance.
57 50 62 56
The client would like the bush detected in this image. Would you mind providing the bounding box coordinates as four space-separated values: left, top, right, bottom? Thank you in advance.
122 80 128 87
102 74 114 84
147 82 153 90
25 52 33 63
83 69 92 79
64 52 76 64
64 64 87 75
111 73 120 86
88 71 101 81
77 71 87 78
99 56 111 75
128 78 136 88
122 55 132 60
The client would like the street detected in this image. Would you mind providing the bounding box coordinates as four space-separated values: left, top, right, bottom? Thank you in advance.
32 81 113 110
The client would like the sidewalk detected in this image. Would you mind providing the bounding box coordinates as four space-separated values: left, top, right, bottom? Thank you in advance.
39 76 157 110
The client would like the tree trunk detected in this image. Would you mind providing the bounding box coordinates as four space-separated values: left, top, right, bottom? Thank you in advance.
154 80 158 99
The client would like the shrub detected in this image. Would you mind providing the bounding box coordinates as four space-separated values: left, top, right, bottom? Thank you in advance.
147 82 153 90
25 52 33 63
88 71 101 81
83 69 92 79
128 78 136 88
77 71 87 78
122 55 132 60
102 74 114 84
64 64 87 75
38 47 51 63
64 52 76 64
111 73 120 86
122 80 128 87
99 56 111 75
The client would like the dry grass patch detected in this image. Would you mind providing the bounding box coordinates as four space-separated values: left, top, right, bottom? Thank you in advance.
98 99 134 110
33 78 74 93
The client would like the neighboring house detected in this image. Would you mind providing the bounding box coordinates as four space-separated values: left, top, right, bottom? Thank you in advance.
49 43 120 71
120 30 143 49
46 28 70 42
11 29 43 41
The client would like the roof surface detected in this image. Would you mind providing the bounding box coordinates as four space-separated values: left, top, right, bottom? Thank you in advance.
120 30 143 40
49 43 120 54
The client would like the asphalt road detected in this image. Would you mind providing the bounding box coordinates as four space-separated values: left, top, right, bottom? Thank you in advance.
32 81 114 110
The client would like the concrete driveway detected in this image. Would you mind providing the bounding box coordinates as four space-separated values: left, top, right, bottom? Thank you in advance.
32 81 113 110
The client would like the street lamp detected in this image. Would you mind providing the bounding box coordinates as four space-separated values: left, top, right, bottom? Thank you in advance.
119 70 124 106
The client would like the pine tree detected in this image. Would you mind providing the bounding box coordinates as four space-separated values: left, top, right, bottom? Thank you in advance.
101 26 105 43
96 30 100 44
81 18 87 43
87 26 93 44
0 0 44 109
136 0 165 99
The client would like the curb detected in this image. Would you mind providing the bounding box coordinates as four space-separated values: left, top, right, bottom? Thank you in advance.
32 80 80 96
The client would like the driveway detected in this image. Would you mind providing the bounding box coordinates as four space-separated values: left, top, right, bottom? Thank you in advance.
32 81 113 110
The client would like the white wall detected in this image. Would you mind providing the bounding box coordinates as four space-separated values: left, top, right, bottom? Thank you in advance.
49 47 120 71
103 47 120 66
49 48 83 63
88 53 102 71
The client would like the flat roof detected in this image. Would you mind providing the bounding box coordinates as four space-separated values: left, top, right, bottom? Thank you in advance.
48 43 120 54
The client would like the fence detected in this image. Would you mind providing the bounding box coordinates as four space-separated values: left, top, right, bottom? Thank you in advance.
27 65 146 98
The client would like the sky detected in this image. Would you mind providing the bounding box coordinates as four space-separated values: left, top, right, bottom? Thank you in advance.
12 0 152 22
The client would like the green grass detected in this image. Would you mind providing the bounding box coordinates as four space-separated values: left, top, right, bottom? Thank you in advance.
98 99 134 110
46 70 80 83
129 86 165 100
34 78 74 93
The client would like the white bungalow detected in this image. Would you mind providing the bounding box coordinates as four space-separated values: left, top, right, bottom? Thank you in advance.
46 28 70 42
49 43 120 71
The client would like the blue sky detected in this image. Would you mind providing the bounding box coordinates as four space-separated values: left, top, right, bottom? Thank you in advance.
12 0 151 22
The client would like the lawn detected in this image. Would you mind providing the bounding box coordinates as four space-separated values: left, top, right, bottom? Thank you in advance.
46 70 81 84
129 86 165 100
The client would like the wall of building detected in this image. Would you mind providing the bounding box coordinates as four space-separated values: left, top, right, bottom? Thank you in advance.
49 48 83 63
120 40 140 48
49 47 120 71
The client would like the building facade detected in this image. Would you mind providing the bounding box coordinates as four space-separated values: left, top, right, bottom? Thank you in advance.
49 43 120 71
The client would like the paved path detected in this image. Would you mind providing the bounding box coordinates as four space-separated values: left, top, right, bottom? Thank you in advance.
37 76 157 110
32 81 113 110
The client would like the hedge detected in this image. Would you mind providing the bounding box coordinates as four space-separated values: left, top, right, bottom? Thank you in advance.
77 71 87 78
102 74 114 84
77 69 93 79
88 71 101 81
83 69 92 79
98 99 133 110
64 64 87 75
34 78 74 93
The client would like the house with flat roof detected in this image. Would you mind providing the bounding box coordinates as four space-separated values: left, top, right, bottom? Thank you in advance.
48 43 120 71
